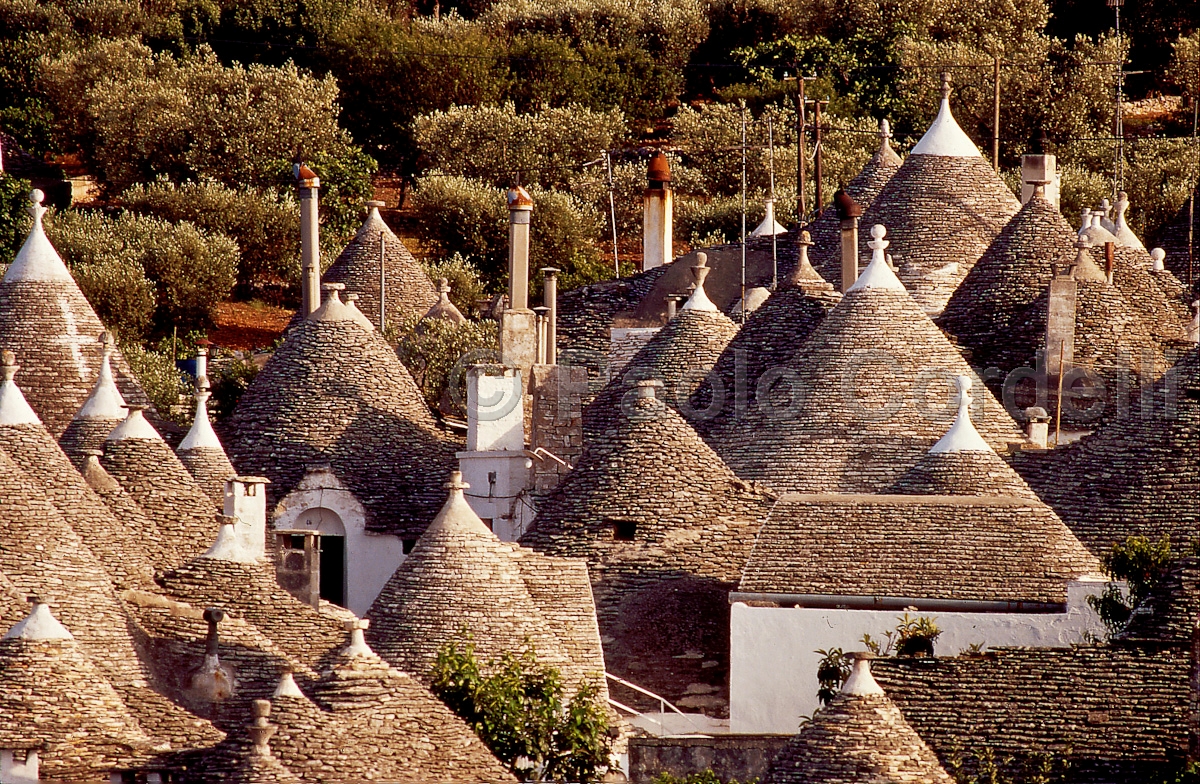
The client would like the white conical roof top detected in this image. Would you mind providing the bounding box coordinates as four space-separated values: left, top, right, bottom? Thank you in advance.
750 198 788 238
3 190 74 284
106 406 162 441
179 389 223 451
76 334 127 420
203 522 258 563
4 601 74 641
840 654 884 696
847 225 906 292
0 351 41 426
681 253 719 312
929 375 992 453
910 78 981 158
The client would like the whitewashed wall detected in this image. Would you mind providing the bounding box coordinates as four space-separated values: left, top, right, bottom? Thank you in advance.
729 581 1110 733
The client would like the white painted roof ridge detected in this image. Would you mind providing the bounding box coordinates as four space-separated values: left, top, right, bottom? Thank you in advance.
308 284 355 323
848 225 906 292
0 351 41 426
203 521 259 563
841 655 884 696
4 601 74 641
179 388 223 451
1113 191 1145 249
77 332 127 420
106 406 163 442
930 375 993 453
749 198 788 238
3 190 75 284
424 471 497 539
910 78 981 158
681 252 719 312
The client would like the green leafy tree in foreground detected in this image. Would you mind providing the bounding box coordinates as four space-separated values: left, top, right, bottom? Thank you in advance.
1087 535 1175 636
430 640 613 782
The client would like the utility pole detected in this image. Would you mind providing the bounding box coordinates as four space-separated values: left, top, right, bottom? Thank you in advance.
1108 0 1125 198
604 150 619 277
1190 78 1197 290
992 53 1002 170
740 100 748 325
812 99 827 217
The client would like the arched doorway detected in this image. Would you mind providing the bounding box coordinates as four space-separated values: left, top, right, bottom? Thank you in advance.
296 507 347 608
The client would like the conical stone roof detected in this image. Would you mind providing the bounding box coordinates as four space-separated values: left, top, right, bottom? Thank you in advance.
320 204 438 330
810 119 904 289
0 190 153 436
367 474 579 686
693 235 841 438
177 386 237 511
225 288 456 537
525 381 773 713
708 227 1023 494
102 406 218 565
764 655 954 784
1013 349 1200 555
0 353 158 589
583 256 740 438
844 89 1020 315
58 332 127 466
0 602 164 781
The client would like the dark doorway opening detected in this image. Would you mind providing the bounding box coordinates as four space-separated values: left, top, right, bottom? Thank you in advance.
319 535 345 607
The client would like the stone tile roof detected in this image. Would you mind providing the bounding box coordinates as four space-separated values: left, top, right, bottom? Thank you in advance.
368 475 601 693
0 192 154 436
692 239 841 438
155 556 347 670
873 643 1191 780
841 154 1020 315
524 385 773 714
177 389 238 511
102 408 218 565
224 291 457 538
320 205 438 329
582 301 740 438
1119 556 1200 642
0 604 164 781
1011 349 1200 555
891 450 1041 500
705 239 1023 494
764 655 953 784
739 491 1101 604
79 452 168 563
1110 245 1192 344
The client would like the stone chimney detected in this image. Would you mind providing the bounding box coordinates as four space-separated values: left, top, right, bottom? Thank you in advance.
296 163 322 317
1046 241 1085 378
501 187 537 378
540 267 559 365
834 189 862 293
1025 406 1050 449
224 476 270 561
643 152 673 270
194 338 211 387
247 700 279 759
1020 151 1059 208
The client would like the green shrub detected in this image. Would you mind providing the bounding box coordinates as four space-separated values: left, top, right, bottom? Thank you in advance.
45 208 238 339
651 771 757 784
120 179 300 293
208 354 260 422
1087 535 1175 637
813 647 851 707
119 339 191 425
422 253 492 314
0 174 33 265
431 640 613 782
395 314 499 415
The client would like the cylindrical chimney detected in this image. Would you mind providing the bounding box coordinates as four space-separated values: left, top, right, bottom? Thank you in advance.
533 306 549 365
195 338 211 387
297 164 322 317
834 188 862 293
541 267 559 365
507 186 533 310
643 152 673 270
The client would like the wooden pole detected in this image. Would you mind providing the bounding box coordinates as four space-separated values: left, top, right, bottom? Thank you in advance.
813 101 824 216
797 75 807 224
992 53 1002 171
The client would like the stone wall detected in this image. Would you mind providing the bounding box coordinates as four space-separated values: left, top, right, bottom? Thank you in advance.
529 364 587 493
629 734 791 783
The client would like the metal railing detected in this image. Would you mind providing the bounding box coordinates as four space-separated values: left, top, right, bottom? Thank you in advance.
604 673 707 736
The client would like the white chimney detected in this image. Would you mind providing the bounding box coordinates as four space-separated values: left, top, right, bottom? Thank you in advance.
223 476 270 561
1024 406 1050 449
643 152 673 270
296 164 321 317
1020 153 1059 208
507 186 533 310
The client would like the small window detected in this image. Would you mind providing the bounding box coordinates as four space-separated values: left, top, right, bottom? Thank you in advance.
289 534 305 550
481 518 494 531
612 520 637 541
403 539 418 554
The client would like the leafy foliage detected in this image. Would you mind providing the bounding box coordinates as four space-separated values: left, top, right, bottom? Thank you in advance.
651 771 758 784
0 174 33 265
422 253 492 314
861 612 943 658
430 640 613 782
813 647 851 707
207 353 261 422
119 339 191 424
1087 535 1175 637
395 314 499 415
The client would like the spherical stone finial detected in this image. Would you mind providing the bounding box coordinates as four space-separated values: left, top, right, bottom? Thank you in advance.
445 470 470 491
29 189 44 206
880 119 892 140
954 374 972 395
940 71 952 100
1150 247 1166 271
868 223 889 251
799 230 813 246
696 251 708 267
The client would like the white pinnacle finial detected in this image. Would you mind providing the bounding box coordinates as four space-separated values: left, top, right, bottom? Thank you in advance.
841 654 884 696
273 671 306 699
343 618 374 657
911 75 981 158
681 252 718 312
880 118 892 141
179 388 223 451
3 189 74 284
930 375 992 453
78 332 126 420
4 600 73 641
848 225 906 292
203 521 258 563
1113 191 1144 249
106 405 163 442
1150 248 1166 271
0 350 41 426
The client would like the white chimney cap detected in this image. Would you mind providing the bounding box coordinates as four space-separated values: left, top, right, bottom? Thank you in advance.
910 74 981 158
77 333 126 420
273 671 306 699
930 375 993 453
106 406 162 442
848 225 906 292
203 521 259 563
841 653 884 697
179 389 223 451
0 351 41 426
3 189 75 284
4 601 73 641
749 198 788 238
